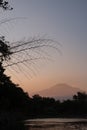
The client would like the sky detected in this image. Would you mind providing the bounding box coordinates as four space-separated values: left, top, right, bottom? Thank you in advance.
0 0 87 93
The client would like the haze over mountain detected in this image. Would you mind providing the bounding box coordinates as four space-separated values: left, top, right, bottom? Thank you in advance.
32 84 84 100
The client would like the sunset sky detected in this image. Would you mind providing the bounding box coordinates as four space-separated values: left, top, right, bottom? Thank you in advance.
0 0 87 93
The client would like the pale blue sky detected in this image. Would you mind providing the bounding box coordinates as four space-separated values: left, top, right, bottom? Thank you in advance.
0 0 87 92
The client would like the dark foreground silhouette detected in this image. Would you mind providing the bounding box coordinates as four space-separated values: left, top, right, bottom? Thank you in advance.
0 62 87 121
0 62 87 129
0 121 27 130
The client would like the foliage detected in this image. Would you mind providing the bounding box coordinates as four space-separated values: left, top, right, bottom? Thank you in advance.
28 92 87 118
0 0 13 10
0 55 87 119
0 36 12 62
0 62 30 113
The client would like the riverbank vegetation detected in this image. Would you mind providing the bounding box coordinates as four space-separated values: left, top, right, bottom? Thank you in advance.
0 63 87 120
0 57 87 120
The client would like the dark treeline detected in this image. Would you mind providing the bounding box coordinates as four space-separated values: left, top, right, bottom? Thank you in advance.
0 63 87 120
1 62 86 128
0 62 87 120
26 92 87 118
29 92 87 118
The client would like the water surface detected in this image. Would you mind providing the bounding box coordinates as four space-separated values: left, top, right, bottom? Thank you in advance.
25 118 87 130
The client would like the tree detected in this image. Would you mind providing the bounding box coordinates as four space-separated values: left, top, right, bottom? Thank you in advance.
0 1 32 121
0 1 13 86
0 1 12 61
0 36 12 62
0 0 13 10
73 92 87 102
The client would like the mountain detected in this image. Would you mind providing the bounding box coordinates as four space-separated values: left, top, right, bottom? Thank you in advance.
32 83 83 100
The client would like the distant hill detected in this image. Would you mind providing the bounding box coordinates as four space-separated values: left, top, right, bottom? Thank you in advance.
32 83 83 100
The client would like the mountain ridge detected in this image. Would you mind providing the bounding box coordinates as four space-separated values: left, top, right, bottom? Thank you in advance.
31 83 84 100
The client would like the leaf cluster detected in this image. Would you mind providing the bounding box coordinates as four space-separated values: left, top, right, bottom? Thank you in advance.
0 0 13 10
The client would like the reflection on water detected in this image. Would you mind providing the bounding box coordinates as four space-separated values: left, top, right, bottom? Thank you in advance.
25 118 87 130
0 118 87 130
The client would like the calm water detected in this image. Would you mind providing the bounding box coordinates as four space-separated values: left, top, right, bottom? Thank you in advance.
1 118 87 130
24 118 87 130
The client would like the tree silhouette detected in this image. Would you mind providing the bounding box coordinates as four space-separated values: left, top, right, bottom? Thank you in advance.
0 2 31 123
0 1 61 83
0 1 13 89
0 0 13 10
0 36 11 62
73 92 87 102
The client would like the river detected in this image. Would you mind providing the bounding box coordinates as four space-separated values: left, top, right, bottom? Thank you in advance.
0 118 87 129
24 118 87 130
